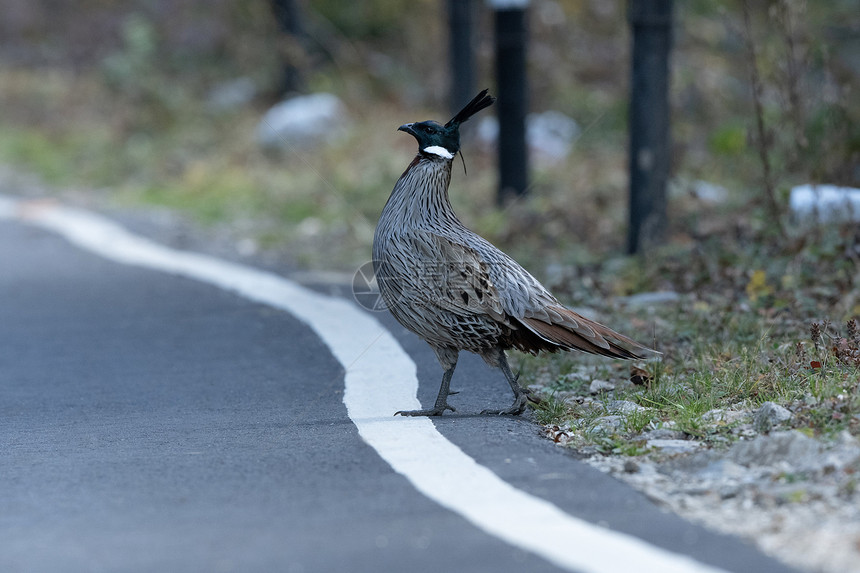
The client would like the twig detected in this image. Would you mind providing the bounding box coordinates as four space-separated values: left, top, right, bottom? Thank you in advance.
776 0 808 171
741 0 787 239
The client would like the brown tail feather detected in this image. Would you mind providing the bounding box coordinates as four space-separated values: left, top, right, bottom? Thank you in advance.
517 306 654 360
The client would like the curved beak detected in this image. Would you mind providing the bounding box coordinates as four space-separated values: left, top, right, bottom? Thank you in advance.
397 123 415 135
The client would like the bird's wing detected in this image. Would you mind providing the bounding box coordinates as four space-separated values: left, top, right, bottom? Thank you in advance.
440 233 651 359
403 232 510 323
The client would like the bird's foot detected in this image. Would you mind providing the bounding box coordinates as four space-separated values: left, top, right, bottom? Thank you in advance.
480 393 529 416
394 403 456 417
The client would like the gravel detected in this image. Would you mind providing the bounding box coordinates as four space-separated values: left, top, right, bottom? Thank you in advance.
585 430 860 573
534 363 860 573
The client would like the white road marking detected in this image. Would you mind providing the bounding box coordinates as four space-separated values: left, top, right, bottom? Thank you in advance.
0 196 729 573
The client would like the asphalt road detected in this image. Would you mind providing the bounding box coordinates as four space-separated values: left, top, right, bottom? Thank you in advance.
0 210 799 573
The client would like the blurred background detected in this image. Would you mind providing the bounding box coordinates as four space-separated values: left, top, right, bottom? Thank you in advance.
0 0 858 308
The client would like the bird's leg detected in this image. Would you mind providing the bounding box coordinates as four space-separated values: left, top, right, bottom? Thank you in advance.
395 361 458 417
481 350 529 416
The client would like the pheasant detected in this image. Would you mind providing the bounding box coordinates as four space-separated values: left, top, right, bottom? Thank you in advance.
373 90 653 416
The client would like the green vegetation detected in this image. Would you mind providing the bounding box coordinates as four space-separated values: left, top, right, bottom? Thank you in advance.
523 307 860 455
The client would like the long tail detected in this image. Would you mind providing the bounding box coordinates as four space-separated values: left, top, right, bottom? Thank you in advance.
517 305 656 360
446 89 496 129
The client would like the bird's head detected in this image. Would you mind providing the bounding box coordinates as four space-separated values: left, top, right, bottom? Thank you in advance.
398 89 495 160
398 121 459 159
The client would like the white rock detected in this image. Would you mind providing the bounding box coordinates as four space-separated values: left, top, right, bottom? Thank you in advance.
476 110 580 165
789 184 860 224
476 116 499 145
608 400 647 415
589 379 615 394
690 180 729 203
702 408 751 424
753 402 793 433
526 110 580 164
586 415 624 436
257 92 347 148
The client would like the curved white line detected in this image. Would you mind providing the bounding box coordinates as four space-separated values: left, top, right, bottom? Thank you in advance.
1 196 728 573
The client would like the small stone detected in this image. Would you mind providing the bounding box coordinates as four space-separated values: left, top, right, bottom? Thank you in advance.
702 408 750 425
589 379 615 394
647 439 702 454
753 402 793 433
701 408 725 422
578 398 604 412
732 423 757 438
639 428 686 440
623 460 640 473
587 415 624 436
719 485 740 499
555 391 585 407
729 431 821 468
608 400 647 415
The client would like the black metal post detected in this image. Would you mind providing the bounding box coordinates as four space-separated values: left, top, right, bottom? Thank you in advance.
627 0 673 254
448 0 475 113
271 0 306 95
493 3 529 203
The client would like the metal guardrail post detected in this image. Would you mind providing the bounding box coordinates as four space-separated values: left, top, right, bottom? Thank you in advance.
627 0 673 254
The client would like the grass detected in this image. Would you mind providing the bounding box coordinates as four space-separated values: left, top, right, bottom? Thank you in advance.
524 309 860 456
0 67 433 268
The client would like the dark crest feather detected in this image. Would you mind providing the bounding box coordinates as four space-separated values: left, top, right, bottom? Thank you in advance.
445 89 495 129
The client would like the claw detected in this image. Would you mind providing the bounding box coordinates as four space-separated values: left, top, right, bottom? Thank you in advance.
394 403 456 417
480 394 528 416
